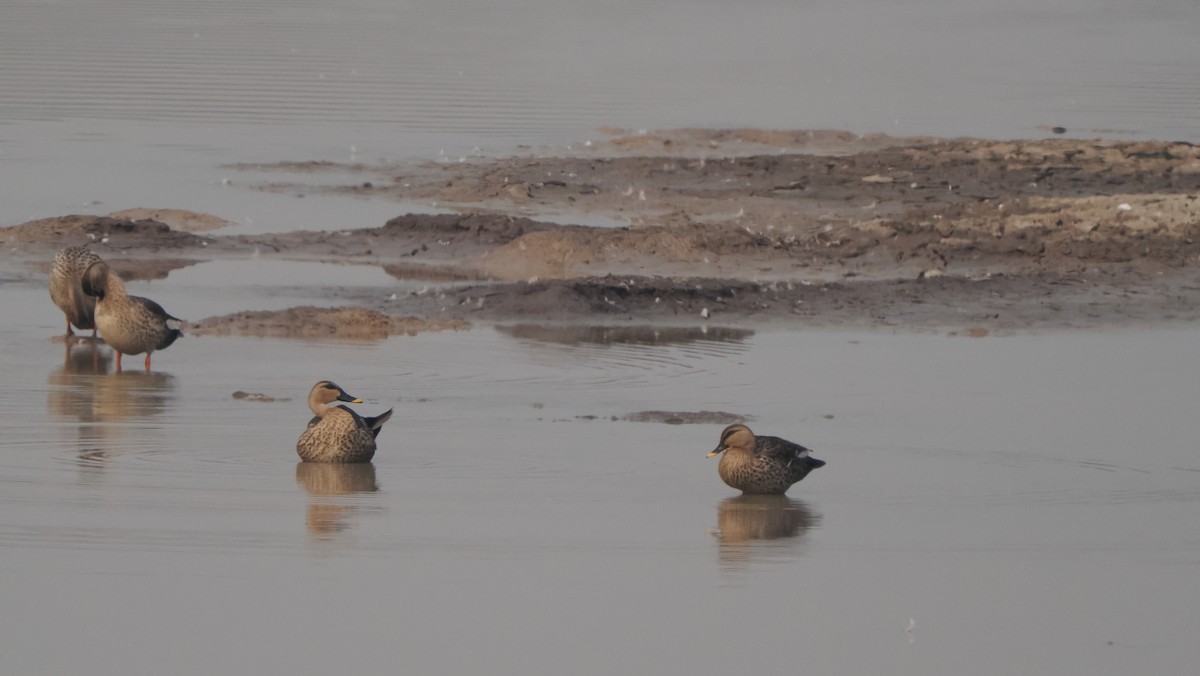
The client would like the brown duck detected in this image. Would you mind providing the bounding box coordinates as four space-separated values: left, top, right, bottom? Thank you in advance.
707 423 825 495
296 381 393 463
49 246 103 338
81 260 183 371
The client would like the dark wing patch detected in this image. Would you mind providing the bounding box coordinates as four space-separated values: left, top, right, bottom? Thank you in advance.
131 295 181 321
756 435 810 461
364 408 393 439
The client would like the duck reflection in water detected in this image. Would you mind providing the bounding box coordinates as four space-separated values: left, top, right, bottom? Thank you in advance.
296 462 380 537
47 340 176 468
56 337 112 375
715 495 820 569
49 339 176 419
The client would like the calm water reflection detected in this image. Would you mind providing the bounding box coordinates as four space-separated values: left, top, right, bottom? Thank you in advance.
296 462 380 538
46 340 177 466
715 495 820 571
47 353 176 423
49 338 111 378
5 303 1200 675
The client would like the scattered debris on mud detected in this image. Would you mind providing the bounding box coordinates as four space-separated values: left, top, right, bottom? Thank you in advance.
619 410 752 425
190 306 469 339
5 131 1200 330
232 391 288 403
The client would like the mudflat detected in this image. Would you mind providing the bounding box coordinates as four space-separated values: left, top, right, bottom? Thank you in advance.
5 129 1198 334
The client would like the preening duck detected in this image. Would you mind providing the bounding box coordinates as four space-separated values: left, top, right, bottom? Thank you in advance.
80 260 183 371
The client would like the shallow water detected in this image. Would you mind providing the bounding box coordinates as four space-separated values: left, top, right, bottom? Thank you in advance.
4 270 1200 674
3 2 1200 672
1 0 1199 231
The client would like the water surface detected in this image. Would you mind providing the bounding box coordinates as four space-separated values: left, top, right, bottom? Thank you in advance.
2 2 1200 672
3 275 1200 674
1 0 1198 230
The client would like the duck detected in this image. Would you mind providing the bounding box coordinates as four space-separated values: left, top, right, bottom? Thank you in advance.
80 260 183 371
296 381 393 463
49 246 103 338
707 423 825 495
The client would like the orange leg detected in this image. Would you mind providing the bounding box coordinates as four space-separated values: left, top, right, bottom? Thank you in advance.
144 353 152 371
115 352 123 373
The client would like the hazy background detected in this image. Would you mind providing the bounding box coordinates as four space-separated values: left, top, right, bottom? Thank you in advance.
1 0 1198 229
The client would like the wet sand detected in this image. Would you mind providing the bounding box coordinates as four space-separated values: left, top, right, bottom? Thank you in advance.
4 132 1199 333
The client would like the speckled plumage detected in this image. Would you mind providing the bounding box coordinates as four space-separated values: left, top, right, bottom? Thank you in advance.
297 381 393 463
49 246 103 336
708 423 825 495
81 260 183 371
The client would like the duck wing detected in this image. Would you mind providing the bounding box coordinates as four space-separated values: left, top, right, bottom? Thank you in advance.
755 435 825 475
129 295 184 349
130 295 183 322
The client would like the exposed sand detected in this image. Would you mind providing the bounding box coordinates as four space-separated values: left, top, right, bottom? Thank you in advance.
5 130 1199 335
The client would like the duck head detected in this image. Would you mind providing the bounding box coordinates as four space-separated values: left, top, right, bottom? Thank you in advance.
80 260 112 300
708 423 755 458
308 380 363 415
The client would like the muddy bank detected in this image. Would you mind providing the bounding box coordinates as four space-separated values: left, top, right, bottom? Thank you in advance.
4 132 1200 331
494 324 754 346
617 410 750 425
2 213 217 281
230 133 1200 282
189 306 469 339
1 214 216 251
346 268 1200 330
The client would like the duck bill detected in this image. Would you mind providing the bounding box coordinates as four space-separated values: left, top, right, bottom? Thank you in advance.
338 393 363 404
807 456 827 470
707 445 726 459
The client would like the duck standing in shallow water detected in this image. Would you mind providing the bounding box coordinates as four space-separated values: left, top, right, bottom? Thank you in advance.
81 260 183 371
707 423 825 495
297 381 393 463
49 246 103 339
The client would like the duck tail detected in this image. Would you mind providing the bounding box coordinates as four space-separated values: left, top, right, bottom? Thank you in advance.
366 408 393 439
158 328 184 350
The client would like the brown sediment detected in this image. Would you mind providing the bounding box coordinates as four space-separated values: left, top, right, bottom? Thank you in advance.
0 214 214 250
188 306 469 339
232 391 289 403
494 324 754 346
5 131 1200 332
619 411 752 425
106 209 232 233
345 269 1200 330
